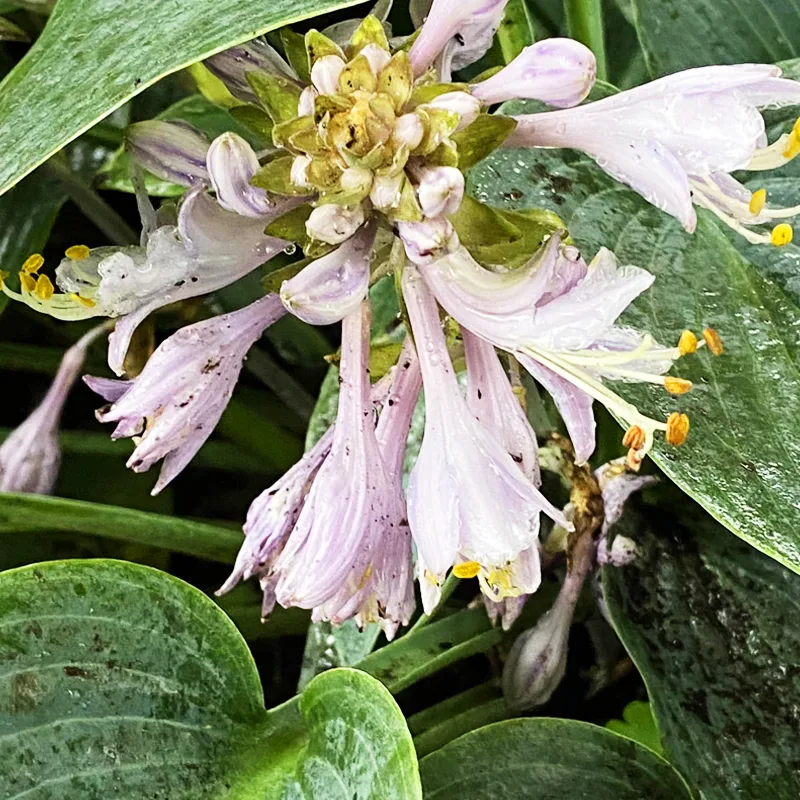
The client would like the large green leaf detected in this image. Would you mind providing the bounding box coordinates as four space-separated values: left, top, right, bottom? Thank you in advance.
470 118 800 573
281 669 422 800
419 718 692 798
0 0 361 196
602 508 800 799
631 0 800 76
0 560 422 799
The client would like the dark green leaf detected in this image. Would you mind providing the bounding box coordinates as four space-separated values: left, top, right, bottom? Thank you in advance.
419 718 692 798
0 0 362 196
282 668 422 799
471 108 800 573
631 0 800 77
602 509 800 799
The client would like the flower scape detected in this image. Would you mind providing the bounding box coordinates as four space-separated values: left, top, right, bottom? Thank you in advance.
4 0 800 708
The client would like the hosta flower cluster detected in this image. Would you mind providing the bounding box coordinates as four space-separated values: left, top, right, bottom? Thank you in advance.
5 0 800 644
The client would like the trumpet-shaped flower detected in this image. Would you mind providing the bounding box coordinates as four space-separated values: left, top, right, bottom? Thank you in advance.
409 0 510 75
420 235 707 465
3 186 289 376
86 294 286 494
280 219 376 325
505 64 800 243
471 38 596 108
251 303 415 637
0 324 108 494
402 265 569 610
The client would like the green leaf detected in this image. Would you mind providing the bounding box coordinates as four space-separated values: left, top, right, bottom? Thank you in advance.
0 559 271 799
282 668 422 799
100 94 263 196
418 718 692 798
470 105 800 574
246 72 302 123
631 0 800 77
0 0 362 196
605 701 663 756
0 493 242 561
0 15 28 41
495 0 535 63
451 114 517 171
602 508 800 799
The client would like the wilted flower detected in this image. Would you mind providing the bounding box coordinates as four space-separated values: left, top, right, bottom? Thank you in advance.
402 264 569 610
0 323 108 494
505 64 800 244
280 219 376 324
86 294 286 494
471 38 596 107
420 234 712 465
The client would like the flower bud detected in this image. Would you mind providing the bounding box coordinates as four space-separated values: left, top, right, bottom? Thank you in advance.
298 86 318 117
306 203 366 244
398 218 460 265
392 113 425 150
370 172 405 211
427 91 481 130
416 165 465 218
502 593 573 710
311 54 346 95
207 132 272 218
360 43 392 77
471 38 597 108
126 120 210 187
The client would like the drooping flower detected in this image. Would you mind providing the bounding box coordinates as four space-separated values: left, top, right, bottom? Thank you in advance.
0 323 108 494
280 219 377 325
409 0 511 76
419 233 711 465
402 264 569 610
86 294 286 494
504 64 800 244
471 38 597 108
230 302 414 637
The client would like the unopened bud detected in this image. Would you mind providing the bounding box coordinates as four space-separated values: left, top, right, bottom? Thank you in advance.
298 86 318 117
311 54 346 95
306 203 365 244
398 218 460 265
206 132 271 218
416 166 465 218
426 91 481 130
472 38 596 108
370 172 405 211
126 120 210 187
502 595 572 710
392 113 425 150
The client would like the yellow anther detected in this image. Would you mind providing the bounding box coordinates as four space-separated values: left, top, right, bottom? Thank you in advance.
486 568 512 592
678 330 698 356
702 327 723 356
771 223 793 247
19 272 36 293
0 270 8 284
65 244 91 261
34 274 55 300
665 412 690 446
664 376 693 395
21 253 44 274
783 130 800 160
70 293 96 308
622 425 645 451
453 561 481 579
748 188 767 216
625 448 643 472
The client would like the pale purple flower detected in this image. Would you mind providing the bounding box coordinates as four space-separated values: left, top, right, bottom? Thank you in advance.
280 220 376 325
463 328 539 485
0 324 107 494
402 264 569 610
398 217 460 265
412 164 465 218
204 38 302 104
86 294 285 494
505 64 800 242
409 0 510 76
472 38 596 108
306 203 366 245
126 120 210 187
248 303 415 637
420 236 689 464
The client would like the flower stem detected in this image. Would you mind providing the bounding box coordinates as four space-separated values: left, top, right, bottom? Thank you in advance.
564 0 607 81
407 573 461 633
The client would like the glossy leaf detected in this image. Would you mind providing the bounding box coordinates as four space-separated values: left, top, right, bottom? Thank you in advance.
419 718 692 798
470 106 800 573
282 668 422 799
0 0 361 196
631 0 800 76
602 508 800 799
